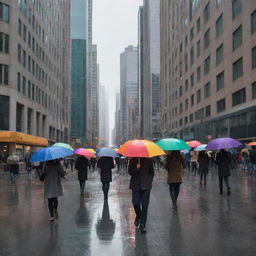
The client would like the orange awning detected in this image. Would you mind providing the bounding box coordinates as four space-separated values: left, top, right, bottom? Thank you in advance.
0 131 48 147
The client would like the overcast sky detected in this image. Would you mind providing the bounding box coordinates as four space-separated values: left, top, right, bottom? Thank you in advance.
93 0 143 143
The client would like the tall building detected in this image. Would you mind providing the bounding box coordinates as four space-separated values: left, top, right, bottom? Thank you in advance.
70 0 88 146
120 46 139 143
0 0 71 154
114 92 121 145
160 0 256 142
138 0 161 140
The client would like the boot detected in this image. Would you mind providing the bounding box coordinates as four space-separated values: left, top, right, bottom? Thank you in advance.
170 192 177 209
227 187 231 196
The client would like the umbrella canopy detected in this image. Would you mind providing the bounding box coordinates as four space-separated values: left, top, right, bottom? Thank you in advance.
87 148 96 154
206 137 242 150
156 138 190 151
53 142 74 151
98 147 118 158
74 148 96 158
30 146 73 162
187 140 202 148
117 139 165 158
247 142 256 146
194 144 207 151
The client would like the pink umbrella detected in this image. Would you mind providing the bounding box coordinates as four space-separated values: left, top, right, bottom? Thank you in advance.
187 140 202 148
74 148 96 158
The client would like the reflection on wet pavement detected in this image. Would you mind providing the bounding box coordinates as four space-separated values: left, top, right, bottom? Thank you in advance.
0 168 256 255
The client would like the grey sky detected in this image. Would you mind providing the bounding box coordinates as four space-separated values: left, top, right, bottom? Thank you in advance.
93 0 142 143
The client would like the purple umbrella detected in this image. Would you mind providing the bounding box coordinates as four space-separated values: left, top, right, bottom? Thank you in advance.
206 137 242 150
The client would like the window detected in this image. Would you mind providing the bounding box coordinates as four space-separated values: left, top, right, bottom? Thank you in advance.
204 82 211 98
179 103 183 113
197 89 201 103
185 99 189 110
197 66 201 82
28 55 31 72
18 19 22 36
232 0 242 19
0 3 9 22
23 24 27 42
205 105 211 117
216 13 223 37
217 98 226 113
28 32 31 48
28 81 31 98
0 95 9 130
0 64 9 85
204 2 210 23
18 44 21 62
252 10 256 34
190 46 194 65
252 82 256 99
185 116 188 124
17 72 21 91
204 56 210 75
197 18 200 33
191 94 194 106
191 73 195 87
23 50 26 68
190 27 195 41
185 54 188 71
216 71 224 91
185 80 189 91
0 33 9 53
195 108 204 120
216 44 223 65
179 86 183 96
233 57 243 80
204 29 210 49
190 113 194 123
22 76 26 95
197 40 201 57
232 88 246 106
233 25 242 51
252 46 256 69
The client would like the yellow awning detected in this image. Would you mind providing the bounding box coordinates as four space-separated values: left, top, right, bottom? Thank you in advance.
0 131 48 147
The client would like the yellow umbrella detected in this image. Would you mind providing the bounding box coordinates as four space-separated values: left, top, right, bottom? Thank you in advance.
87 148 96 154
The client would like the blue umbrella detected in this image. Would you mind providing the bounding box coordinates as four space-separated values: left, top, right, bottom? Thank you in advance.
97 147 118 158
194 144 207 151
30 146 73 162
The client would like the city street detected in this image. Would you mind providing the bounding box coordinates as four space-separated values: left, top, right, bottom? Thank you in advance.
0 168 256 256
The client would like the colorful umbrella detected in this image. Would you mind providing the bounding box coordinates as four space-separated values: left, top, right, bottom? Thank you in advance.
30 146 73 162
74 148 96 158
98 147 118 158
206 137 242 150
156 138 190 151
87 148 96 154
247 142 256 146
117 139 165 158
187 140 202 148
53 142 74 151
194 144 207 151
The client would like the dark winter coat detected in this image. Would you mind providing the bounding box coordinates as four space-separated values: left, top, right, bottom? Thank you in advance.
216 150 231 177
44 161 65 199
198 151 209 174
165 152 184 183
97 157 115 183
75 156 89 181
128 158 154 191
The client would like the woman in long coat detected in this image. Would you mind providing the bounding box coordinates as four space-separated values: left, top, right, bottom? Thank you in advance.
75 156 89 195
165 151 185 209
44 159 65 221
216 149 231 195
97 157 115 200
198 151 209 185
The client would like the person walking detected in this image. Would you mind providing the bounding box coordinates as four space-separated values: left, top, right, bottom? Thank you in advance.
216 149 231 196
43 159 66 221
198 151 210 185
97 156 115 200
190 149 198 174
75 156 89 195
165 151 185 209
249 146 256 172
7 154 20 184
91 158 97 172
128 157 154 233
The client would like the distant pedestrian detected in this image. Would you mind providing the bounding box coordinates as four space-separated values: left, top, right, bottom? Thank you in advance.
70 158 75 171
198 151 209 185
128 157 154 233
91 157 97 172
165 151 185 209
7 154 20 184
75 156 89 195
43 159 66 221
190 150 198 174
249 146 256 172
97 157 115 200
216 149 231 196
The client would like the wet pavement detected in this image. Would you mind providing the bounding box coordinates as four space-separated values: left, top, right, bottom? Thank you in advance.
0 167 256 256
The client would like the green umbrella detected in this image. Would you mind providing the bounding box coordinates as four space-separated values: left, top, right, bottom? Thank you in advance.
53 142 74 151
156 138 190 151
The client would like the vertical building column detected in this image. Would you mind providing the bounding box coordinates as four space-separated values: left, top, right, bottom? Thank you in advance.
9 97 16 131
23 105 27 134
31 110 37 136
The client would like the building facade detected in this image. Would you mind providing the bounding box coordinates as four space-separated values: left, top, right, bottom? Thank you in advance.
114 92 121 145
120 46 139 143
160 0 256 142
70 0 88 146
0 0 71 148
138 0 161 140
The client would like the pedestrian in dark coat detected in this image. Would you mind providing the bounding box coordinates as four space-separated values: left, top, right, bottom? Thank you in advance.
128 157 154 233
165 151 184 209
97 157 115 200
198 151 209 185
43 160 65 221
75 156 89 195
216 149 231 195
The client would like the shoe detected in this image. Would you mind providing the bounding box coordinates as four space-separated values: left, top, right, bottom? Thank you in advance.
54 210 58 219
227 188 231 196
134 216 140 227
49 217 54 222
140 224 147 233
